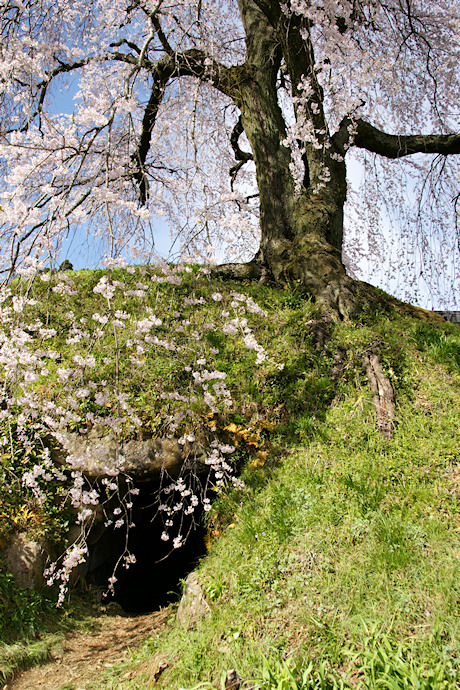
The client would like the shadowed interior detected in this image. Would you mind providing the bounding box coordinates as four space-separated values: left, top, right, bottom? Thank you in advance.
86 480 207 614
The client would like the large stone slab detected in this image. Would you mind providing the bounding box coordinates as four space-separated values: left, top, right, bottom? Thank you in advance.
52 426 209 480
2 532 46 589
176 572 210 630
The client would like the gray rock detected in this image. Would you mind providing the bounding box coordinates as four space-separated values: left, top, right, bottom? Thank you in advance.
52 425 209 480
176 572 210 629
2 532 47 589
226 670 244 690
225 670 258 690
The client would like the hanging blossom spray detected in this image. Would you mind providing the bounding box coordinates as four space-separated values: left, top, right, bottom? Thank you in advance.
0 259 279 602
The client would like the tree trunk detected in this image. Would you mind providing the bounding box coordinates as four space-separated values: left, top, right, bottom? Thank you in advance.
213 0 373 318
234 74 361 318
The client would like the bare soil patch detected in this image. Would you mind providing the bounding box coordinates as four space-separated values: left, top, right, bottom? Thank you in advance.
6 608 169 690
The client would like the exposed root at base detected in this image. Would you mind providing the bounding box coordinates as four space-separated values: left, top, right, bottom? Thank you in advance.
362 351 396 440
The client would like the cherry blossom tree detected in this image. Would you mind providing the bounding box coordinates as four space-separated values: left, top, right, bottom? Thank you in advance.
2 0 460 600
1 0 459 314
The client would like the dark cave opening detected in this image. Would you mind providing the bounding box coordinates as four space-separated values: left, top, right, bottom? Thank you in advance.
85 480 208 614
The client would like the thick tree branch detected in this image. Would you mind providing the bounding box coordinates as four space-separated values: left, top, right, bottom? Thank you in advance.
173 50 240 98
249 0 281 25
335 117 460 158
248 0 328 140
151 15 174 56
109 38 141 54
236 0 280 73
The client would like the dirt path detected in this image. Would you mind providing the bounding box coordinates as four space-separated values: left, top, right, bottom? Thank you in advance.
6 608 170 690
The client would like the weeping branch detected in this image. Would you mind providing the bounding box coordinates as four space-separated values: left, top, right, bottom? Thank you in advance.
130 49 241 204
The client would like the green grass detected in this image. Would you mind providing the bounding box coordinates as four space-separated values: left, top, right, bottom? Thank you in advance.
91 306 459 689
1 268 459 687
0 592 100 683
0 635 61 683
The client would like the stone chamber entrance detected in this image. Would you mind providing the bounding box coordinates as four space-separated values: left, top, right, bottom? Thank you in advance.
84 479 208 614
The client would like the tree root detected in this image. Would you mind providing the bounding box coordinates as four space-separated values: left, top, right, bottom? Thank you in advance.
210 260 267 282
211 256 383 322
362 350 396 440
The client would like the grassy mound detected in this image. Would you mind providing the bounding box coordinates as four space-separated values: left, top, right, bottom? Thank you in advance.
1 266 459 687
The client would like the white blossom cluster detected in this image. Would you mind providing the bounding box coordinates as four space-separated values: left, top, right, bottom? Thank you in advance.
0 263 278 601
